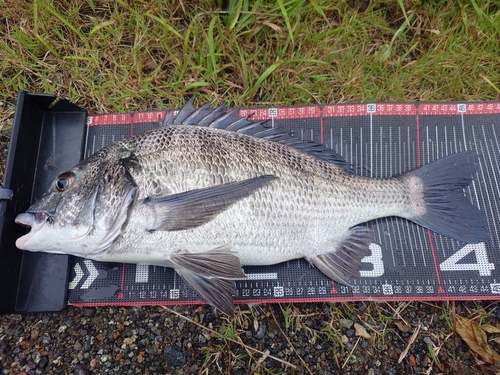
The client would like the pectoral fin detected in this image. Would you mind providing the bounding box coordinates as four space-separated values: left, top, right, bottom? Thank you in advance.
169 247 246 317
307 226 374 286
145 175 278 232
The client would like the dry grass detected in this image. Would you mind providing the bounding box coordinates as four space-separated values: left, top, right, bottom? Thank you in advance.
1 0 500 373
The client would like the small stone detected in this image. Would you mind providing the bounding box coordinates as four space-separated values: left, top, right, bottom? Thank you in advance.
254 322 266 339
163 345 186 367
90 358 97 368
33 350 41 364
189 363 199 372
73 364 90 375
83 308 96 318
41 334 51 345
8 314 22 321
345 328 355 338
0 338 10 352
30 330 39 341
340 319 354 329
423 336 433 345
408 355 417 366
38 356 48 369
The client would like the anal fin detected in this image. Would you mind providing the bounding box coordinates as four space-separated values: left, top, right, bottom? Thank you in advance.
169 247 246 317
307 226 374 286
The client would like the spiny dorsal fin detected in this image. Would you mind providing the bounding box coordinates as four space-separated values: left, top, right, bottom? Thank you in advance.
162 100 352 171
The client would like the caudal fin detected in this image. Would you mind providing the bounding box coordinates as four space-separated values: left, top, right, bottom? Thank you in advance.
404 151 489 243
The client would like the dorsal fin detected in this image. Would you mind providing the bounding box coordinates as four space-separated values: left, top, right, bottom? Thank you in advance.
162 100 352 171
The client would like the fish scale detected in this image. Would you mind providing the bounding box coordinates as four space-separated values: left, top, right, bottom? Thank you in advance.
15 102 489 316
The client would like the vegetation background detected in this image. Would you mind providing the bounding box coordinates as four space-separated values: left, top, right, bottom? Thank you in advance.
1 0 500 374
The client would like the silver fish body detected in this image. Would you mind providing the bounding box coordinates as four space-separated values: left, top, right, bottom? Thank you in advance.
15 102 489 316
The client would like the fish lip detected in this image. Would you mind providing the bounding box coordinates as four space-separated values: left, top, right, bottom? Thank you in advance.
15 212 51 250
15 211 51 227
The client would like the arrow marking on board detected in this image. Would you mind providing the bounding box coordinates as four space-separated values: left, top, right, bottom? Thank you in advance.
68 263 84 290
81 260 99 289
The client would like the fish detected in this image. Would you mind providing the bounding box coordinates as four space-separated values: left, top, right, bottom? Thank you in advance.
15 100 489 316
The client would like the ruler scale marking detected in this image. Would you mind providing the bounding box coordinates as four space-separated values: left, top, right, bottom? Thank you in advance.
68 102 500 306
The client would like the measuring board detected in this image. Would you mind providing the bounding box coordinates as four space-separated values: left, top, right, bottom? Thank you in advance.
67 102 500 308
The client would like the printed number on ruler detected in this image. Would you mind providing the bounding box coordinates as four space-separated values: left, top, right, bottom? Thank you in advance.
360 243 384 278
440 243 494 276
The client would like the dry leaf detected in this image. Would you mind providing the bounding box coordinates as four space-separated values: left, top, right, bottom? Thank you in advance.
394 320 413 333
480 323 500 334
354 323 371 339
455 315 500 364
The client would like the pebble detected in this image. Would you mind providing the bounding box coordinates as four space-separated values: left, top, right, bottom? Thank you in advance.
73 364 90 375
83 308 97 318
254 321 267 339
345 328 355 338
423 336 433 345
0 302 490 374
340 318 354 329
163 345 186 367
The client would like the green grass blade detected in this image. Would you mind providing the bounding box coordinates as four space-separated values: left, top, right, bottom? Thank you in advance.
38 0 89 49
208 16 218 75
276 0 294 44
251 61 282 95
144 12 183 39
88 20 116 38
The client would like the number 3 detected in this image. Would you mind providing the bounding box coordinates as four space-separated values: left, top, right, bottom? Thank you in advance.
360 243 385 277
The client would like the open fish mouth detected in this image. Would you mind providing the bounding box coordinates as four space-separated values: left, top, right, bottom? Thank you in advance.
15 212 51 249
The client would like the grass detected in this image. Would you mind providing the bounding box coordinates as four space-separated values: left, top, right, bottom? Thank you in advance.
1 0 500 373
1 0 499 116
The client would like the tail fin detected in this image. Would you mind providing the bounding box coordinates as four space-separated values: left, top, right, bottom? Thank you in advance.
404 151 489 243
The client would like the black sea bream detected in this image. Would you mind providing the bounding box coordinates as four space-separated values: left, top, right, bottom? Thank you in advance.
15 101 489 316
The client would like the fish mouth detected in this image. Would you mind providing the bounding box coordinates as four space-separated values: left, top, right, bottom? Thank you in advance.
15 212 51 250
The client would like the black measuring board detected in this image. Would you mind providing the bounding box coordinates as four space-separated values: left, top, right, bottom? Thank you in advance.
67 102 500 308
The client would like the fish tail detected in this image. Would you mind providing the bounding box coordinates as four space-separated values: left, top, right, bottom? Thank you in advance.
402 151 489 243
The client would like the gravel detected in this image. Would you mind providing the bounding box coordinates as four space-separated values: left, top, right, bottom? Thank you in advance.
1 301 500 374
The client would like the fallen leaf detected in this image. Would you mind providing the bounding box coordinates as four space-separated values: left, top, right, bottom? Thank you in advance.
480 323 500 334
394 320 412 333
455 315 500 364
354 323 371 339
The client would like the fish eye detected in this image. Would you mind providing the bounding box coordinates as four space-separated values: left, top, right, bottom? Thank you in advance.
55 172 75 192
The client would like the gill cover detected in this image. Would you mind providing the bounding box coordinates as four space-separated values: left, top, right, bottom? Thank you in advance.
15 153 139 256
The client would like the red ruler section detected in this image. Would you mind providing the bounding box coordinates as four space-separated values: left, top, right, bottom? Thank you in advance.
69 102 500 308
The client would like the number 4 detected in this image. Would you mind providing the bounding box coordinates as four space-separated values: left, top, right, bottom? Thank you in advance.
439 243 494 276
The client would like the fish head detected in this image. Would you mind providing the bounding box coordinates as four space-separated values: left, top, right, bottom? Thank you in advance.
15 150 138 257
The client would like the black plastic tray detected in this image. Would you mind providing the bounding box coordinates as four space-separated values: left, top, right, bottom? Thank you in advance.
0 92 87 313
